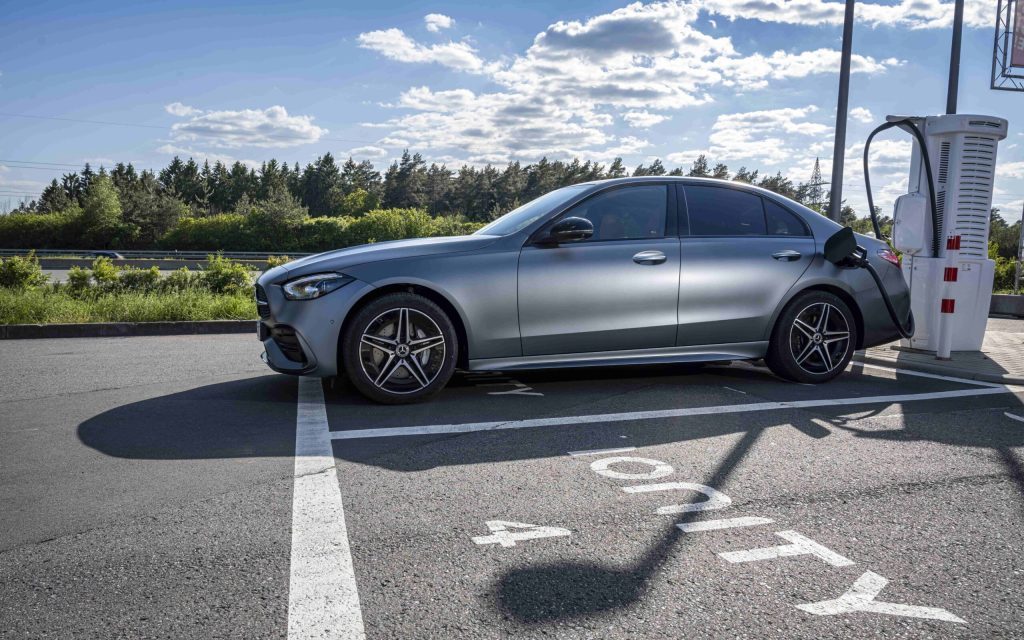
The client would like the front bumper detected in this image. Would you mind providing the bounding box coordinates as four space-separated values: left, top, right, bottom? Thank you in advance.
255 274 374 377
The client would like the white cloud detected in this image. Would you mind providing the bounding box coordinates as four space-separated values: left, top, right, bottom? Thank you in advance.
167 105 327 148
623 111 671 128
671 106 832 166
424 13 454 32
357 28 487 73
155 144 259 167
997 161 1024 179
357 1 899 163
165 102 202 117
699 0 993 30
348 145 388 158
850 107 874 124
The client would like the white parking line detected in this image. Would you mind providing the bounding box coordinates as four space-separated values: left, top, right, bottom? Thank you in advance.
329 384 1014 441
289 377 365 640
1005 412 1024 424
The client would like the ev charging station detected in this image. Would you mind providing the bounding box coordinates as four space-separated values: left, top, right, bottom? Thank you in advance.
888 114 1009 355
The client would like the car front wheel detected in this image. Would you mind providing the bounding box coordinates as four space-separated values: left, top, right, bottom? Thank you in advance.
342 292 457 404
765 291 857 384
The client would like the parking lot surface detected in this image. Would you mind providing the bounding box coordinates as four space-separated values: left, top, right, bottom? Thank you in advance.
2 332 1023 638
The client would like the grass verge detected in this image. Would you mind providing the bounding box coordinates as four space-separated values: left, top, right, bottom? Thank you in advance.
0 288 257 324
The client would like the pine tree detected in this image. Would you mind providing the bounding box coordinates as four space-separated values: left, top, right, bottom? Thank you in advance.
687 154 710 177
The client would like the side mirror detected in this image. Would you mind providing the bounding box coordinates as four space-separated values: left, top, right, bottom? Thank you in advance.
545 217 594 244
824 227 858 265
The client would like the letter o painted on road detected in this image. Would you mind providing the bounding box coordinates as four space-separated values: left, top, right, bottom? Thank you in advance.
590 456 674 480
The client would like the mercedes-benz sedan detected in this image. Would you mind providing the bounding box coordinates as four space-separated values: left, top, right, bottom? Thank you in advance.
256 177 908 404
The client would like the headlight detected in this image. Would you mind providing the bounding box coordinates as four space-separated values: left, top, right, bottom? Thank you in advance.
282 273 354 300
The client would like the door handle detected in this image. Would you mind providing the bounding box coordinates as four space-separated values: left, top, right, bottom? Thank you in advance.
772 250 802 261
633 250 667 265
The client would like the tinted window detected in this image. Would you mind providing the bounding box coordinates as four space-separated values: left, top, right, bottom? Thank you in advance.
764 199 809 236
685 186 766 236
475 184 589 236
563 185 667 241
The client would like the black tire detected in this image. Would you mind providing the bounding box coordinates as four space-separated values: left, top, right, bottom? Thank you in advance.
765 291 858 384
342 292 458 404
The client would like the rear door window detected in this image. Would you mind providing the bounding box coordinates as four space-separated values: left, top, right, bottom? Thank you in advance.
764 199 810 236
684 186 766 236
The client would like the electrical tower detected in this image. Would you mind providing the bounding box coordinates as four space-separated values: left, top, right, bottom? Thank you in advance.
807 157 825 212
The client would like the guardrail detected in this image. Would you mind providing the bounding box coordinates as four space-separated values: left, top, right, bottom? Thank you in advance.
0 249 313 260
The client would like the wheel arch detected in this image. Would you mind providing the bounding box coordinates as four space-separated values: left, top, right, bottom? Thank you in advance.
768 282 866 350
339 282 471 370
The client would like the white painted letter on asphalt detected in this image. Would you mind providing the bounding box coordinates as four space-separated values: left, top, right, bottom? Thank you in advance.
471 521 571 548
797 571 965 623
718 530 855 567
622 482 732 514
590 456 674 480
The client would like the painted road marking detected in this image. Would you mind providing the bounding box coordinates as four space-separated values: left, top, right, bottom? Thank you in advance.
623 482 732 515
567 446 637 457
719 530 855 567
1005 412 1024 423
723 386 748 395
329 384 1013 440
289 378 365 640
676 516 775 533
471 521 571 547
590 456 674 480
797 570 966 623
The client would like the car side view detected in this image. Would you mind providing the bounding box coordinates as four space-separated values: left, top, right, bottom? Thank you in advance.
256 177 909 404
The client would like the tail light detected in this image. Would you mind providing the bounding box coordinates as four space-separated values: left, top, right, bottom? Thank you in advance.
876 247 900 267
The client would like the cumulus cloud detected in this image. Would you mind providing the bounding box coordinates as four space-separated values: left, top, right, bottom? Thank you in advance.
997 161 1024 179
155 144 259 167
357 28 487 73
358 1 900 163
700 0 993 29
348 145 389 158
165 102 202 117
850 107 875 123
623 111 672 128
424 13 454 32
167 105 327 148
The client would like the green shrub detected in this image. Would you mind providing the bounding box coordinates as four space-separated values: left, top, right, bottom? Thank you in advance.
200 254 252 294
159 214 251 251
346 208 435 245
67 265 92 291
431 215 483 237
0 209 83 249
160 267 203 292
116 266 162 292
299 216 354 252
266 255 293 269
0 252 49 289
994 256 1017 292
90 256 119 286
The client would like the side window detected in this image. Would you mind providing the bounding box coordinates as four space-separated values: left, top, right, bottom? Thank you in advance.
764 199 810 236
563 185 667 242
684 186 766 236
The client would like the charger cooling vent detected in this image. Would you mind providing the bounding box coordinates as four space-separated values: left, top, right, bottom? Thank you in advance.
949 135 997 258
937 142 950 184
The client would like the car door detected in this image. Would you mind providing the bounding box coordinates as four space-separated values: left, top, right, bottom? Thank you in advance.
518 184 681 356
677 184 814 346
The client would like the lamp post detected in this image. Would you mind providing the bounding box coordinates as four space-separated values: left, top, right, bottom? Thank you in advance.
828 0 856 223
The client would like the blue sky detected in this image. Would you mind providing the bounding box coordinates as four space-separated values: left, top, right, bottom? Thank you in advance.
1 0 1023 220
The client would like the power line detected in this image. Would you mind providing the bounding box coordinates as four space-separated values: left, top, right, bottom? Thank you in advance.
0 112 379 146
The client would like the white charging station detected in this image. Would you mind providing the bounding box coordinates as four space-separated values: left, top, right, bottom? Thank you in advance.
889 114 1008 352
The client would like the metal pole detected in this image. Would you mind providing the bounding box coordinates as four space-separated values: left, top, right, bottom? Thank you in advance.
828 0 856 223
946 0 965 113
1015 201 1024 295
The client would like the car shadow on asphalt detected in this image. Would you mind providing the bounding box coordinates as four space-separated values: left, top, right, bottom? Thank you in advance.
77 374 298 459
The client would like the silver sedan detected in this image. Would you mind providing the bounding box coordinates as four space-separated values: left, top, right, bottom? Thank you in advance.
256 177 908 404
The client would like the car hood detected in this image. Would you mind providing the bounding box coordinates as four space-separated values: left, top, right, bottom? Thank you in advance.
281 234 500 274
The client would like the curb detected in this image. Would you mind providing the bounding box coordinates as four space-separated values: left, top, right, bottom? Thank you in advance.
0 320 255 340
855 353 1024 386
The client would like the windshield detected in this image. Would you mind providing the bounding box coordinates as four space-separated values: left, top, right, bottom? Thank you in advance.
474 184 590 236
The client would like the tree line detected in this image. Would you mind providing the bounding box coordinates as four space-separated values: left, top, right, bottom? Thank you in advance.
2 150 1018 259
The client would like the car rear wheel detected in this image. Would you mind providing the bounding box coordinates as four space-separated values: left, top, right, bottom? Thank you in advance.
765 291 857 384
342 292 458 404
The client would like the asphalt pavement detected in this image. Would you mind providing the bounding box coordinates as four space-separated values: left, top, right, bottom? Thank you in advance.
2 331 1024 638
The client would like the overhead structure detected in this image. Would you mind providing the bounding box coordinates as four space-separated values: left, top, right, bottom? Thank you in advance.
992 0 1024 92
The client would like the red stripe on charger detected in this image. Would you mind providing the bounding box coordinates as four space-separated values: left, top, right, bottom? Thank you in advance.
940 299 956 314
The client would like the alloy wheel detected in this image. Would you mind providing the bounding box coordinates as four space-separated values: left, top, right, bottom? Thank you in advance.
358 307 446 394
789 302 851 375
